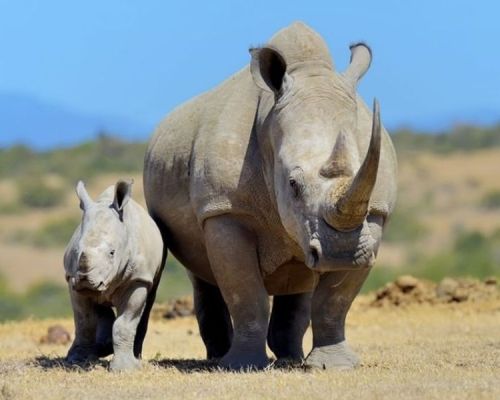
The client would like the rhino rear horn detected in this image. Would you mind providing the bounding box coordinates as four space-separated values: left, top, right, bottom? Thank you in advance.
326 99 381 231
343 42 372 86
320 130 355 178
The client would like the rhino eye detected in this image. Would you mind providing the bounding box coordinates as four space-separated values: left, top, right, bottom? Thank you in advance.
289 167 305 198
289 178 299 197
109 250 115 257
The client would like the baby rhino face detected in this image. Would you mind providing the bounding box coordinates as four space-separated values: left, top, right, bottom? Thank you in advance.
66 180 133 294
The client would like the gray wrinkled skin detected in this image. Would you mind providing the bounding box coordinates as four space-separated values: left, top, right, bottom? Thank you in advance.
144 22 397 370
64 180 164 372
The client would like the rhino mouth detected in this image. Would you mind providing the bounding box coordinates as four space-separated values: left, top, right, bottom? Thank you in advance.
305 232 376 272
306 247 374 272
69 275 107 293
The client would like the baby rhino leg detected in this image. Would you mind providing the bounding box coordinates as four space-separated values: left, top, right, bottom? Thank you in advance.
109 283 148 372
66 292 99 364
95 305 115 357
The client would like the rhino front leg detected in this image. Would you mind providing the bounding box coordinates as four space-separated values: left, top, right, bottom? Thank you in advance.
204 216 269 370
305 269 370 370
66 291 99 364
268 293 311 361
109 282 148 372
191 273 233 359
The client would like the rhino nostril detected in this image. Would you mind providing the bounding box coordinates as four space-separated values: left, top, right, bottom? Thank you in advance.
78 252 90 271
306 245 320 269
310 247 319 264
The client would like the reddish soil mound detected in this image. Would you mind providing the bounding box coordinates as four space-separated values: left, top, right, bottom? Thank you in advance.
151 297 194 320
39 325 72 345
371 275 498 307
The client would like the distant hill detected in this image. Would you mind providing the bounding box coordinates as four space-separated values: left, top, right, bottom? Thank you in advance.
0 92 153 149
1 91 499 149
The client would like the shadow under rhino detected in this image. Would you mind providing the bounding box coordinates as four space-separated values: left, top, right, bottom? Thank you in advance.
31 356 108 371
152 357 305 373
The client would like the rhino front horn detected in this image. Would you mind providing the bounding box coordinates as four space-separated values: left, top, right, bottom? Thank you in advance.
327 99 381 231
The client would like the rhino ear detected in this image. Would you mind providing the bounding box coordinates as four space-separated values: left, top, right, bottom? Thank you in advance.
250 47 288 95
112 179 133 215
76 180 93 210
343 42 372 86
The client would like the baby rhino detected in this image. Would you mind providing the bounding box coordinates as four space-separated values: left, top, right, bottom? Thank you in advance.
64 180 164 371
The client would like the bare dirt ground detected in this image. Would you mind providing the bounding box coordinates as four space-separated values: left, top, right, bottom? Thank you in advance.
1 282 499 400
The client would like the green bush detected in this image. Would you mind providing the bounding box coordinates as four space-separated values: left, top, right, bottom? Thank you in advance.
31 217 79 247
383 206 427 243
0 202 23 214
0 274 24 321
9 216 80 248
481 190 500 210
0 272 72 321
368 229 500 291
0 135 147 184
362 266 399 293
414 230 499 281
17 179 64 208
392 124 500 154
155 257 191 302
22 282 71 319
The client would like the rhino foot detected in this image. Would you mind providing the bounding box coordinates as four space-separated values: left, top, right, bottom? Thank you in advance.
109 354 141 372
304 341 360 370
219 349 269 371
66 345 99 364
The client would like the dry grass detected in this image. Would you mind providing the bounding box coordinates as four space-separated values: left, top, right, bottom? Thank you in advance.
0 297 499 400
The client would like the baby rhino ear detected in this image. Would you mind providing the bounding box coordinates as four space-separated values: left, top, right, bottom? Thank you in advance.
113 179 133 214
76 180 93 210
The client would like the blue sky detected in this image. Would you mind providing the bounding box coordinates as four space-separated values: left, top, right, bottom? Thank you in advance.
1 0 499 146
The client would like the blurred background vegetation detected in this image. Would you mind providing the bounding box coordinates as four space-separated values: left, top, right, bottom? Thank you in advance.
0 125 499 321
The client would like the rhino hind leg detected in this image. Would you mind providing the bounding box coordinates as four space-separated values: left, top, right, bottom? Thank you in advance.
305 269 370 370
267 293 311 361
95 305 115 357
191 274 233 359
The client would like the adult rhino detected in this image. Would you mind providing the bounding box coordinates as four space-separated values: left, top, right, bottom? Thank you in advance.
144 22 397 370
